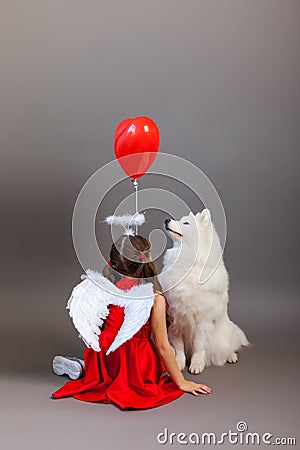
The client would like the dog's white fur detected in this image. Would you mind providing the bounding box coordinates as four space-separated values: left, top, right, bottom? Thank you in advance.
159 210 250 374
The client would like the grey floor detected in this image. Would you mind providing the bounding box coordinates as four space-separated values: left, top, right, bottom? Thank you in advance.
0 280 299 450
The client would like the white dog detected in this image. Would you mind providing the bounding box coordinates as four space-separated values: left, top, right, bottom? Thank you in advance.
158 210 250 374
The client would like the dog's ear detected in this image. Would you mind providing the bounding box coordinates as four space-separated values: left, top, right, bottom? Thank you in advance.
199 208 211 225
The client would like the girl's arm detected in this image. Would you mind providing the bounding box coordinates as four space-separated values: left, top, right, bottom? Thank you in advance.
150 293 212 396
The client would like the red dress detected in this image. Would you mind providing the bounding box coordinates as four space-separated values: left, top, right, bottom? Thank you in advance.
52 277 185 410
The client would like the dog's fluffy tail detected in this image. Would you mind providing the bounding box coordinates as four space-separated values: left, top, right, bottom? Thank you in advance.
207 318 251 366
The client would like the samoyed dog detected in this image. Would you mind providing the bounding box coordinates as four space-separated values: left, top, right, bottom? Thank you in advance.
158 209 250 374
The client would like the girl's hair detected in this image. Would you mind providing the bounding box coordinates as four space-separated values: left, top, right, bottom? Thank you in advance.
102 234 171 327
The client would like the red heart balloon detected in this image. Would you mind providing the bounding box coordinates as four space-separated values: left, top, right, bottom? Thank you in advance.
114 116 160 179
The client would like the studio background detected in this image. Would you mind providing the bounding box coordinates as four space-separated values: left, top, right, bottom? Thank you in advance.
0 1 299 449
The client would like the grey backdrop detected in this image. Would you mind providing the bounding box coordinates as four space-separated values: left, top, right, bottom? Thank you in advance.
0 1 299 449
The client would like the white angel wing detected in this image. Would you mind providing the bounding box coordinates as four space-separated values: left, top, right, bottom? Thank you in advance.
66 269 155 354
105 283 155 355
66 273 110 351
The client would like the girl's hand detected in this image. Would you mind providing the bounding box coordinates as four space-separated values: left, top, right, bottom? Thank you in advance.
179 380 212 396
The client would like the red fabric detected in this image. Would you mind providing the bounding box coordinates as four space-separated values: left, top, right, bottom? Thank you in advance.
52 277 185 410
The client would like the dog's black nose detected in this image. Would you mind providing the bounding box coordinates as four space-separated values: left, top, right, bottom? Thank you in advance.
164 218 171 225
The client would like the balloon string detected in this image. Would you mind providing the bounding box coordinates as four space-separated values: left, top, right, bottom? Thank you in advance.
132 178 139 234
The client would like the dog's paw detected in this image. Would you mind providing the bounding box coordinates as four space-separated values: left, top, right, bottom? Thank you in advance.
175 353 186 371
227 352 238 364
189 361 205 374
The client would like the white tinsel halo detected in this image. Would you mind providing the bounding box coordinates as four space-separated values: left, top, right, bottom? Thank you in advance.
104 212 145 236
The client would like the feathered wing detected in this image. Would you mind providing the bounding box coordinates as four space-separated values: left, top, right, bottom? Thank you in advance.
105 283 155 355
66 271 112 351
66 269 155 354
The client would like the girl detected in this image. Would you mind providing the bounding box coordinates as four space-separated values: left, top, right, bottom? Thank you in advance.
51 234 212 410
